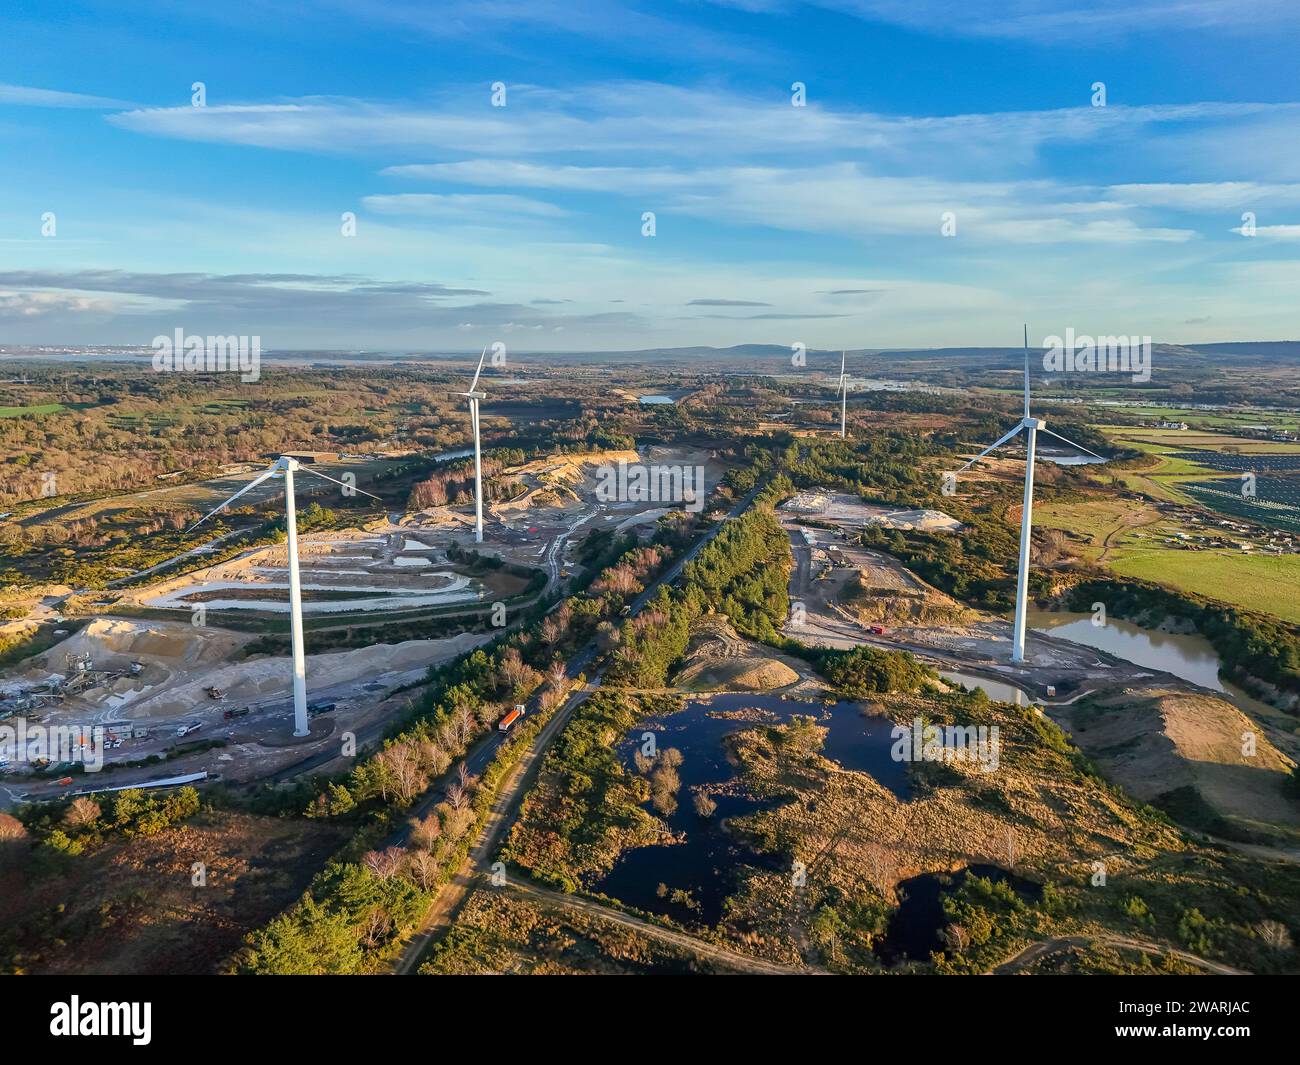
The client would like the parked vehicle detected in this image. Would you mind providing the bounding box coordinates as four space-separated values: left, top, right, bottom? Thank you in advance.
223 706 251 719
867 625 887 635
307 701 336 716
176 722 204 737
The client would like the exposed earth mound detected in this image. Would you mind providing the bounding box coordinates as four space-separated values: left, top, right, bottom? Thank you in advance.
492 449 643 514
1056 687 1300 843
672 616 801 692
837 565 970 627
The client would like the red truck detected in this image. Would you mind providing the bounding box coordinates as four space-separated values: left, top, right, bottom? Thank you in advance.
867 625 888 636
498 704 526 733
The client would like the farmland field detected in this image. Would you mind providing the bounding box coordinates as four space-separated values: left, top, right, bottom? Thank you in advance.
1086 405 1300 434
1034 495 1300 618
1182 478 1300 533
0 402 65 418
1108 550 1300 624
1034 499 1164 561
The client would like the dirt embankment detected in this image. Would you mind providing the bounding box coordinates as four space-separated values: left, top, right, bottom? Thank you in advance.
838 567 970 627
672 616 802 693
492 449 644 513
1056 687 1300 843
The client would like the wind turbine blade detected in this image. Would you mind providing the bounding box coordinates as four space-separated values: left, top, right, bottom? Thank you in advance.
957 423 1025 472
186 466 280 532
840 350 846 376
468 345 488 394
297 466 384 502
1040 426 1104 460
1023 323 1030 419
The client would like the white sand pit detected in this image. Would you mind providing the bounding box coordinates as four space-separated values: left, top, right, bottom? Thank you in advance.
783 489 962 533
44 618 241 667
123 631 492 719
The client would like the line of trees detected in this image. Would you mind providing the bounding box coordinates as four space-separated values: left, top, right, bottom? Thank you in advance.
229 511 700 973
1066 577 1300 702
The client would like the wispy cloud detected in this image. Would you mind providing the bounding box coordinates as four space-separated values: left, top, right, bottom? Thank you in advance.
362 193 569 219
0 82 135 109
810 0 1300 40
0 268 644 342
110 85 1300 170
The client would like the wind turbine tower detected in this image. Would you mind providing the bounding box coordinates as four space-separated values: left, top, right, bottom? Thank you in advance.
838 350 849 438
957 326 1103 663
456 346 489 543
188 456 381 735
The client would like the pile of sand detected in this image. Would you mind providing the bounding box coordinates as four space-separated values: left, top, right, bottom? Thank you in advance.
863 507 963 533
40 618 239 667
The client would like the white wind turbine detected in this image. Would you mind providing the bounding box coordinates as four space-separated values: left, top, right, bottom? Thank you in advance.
188 457 382 736
455 346 489 543
957 326 1103 663
838 350 849 438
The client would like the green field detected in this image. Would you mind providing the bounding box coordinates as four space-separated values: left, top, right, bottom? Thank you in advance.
1035 499 1165 561
0 402 65 418
1108 550 1300 625
1088 405 1300 433
1096 427 1268 504
1035 495 1300 621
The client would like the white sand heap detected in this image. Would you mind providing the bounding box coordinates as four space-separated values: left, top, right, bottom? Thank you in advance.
863 508 963 533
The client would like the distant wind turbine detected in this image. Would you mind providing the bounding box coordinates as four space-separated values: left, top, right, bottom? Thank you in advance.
188 456 382 736
957 326 1103 663
455 346 489 543
838 350 848 438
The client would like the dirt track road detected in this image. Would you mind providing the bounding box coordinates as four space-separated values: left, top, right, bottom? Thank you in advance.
498 878 814 975
990 934 1248 975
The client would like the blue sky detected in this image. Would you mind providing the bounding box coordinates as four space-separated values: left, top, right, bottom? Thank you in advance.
2 0 1299 351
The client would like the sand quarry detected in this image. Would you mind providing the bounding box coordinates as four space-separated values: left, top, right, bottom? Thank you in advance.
135 528 485 615
14 618 488 724
0 446 730 798
397 445 725 581
122 446 723 621
782 489 963 533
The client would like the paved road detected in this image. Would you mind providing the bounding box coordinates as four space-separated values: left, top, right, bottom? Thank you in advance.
392 481 766 974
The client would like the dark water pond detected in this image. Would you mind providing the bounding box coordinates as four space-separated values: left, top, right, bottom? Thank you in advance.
877 863 1042 964
593 692 908 926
